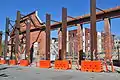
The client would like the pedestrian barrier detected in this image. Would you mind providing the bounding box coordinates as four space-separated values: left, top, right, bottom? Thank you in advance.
39 60 51 68
19 60 29 66
54 60 72 70
81 60 103 72
9 60 17 65
0 60 6 64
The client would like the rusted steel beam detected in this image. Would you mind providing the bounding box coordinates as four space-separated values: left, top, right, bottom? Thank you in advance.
15 11 21 60
0 31 2 56
10 6 120 36
58 28 62 60
25 20 31 60
46 14 51 60
67 16 77 20
90 0 97 60
51 20 61 24
96 7 105 13
77 24 83 64
10 37 14 59
104 18 112 59
61 7 67 60
51 6 120 30
4 17 9 59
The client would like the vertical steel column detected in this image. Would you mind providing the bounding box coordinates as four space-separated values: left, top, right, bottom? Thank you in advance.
58 28 62 60
10 37 14 59
61 7 67 60
46 14 51 60
77 24 83 64
117 46 120 61
90 0 97 60
15 11 20 60
0 31 2 56
25 20 30 60
4 17 9 59
104 18 112 59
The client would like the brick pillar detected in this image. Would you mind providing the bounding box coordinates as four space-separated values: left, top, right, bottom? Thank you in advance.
104 18 112 59
39 31 46 60
77 24 83 64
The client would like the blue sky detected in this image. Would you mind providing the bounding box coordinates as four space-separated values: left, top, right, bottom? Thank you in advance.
0 0 120 38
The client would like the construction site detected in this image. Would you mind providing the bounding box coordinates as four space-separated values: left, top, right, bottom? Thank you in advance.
0 0 120 80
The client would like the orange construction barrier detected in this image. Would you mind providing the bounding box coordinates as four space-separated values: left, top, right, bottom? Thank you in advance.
81 60 103 72
9 60 17 65
0 60 6 64
20 60 29 66
54 60 71 70
104 58 115 72
39 60 51 68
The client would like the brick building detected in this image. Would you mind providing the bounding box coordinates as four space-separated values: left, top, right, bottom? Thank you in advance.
68 28 115 59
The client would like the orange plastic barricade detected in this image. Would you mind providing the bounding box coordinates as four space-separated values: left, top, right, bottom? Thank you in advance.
0 60 6 64
39 60 51 68
54 60 71 70
9 60 17 65
81 60 103 72
20 60 29 66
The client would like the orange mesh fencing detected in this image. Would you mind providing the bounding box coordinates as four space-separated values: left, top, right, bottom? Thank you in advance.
20 60 29 66
39 60 51 68
54 60 72 70
9 60 17 65
81 60 103 72
0 60 6 64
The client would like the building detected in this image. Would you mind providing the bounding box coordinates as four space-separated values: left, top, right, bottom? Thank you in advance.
68 27 115 59
50 38 58 61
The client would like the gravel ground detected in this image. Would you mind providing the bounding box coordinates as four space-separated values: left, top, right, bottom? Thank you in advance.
0 64 120 80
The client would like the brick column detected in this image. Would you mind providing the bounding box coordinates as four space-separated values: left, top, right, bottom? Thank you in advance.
77 24 83 64
104 18 112 59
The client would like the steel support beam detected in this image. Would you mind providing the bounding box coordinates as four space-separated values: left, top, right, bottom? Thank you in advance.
51 6 120 30
11 7 120 36
0 31 2 56
45 14 51 60
77 24 83 64
15 11 21 60
61 7 67 60
90 0 97 60
25 20 31 60
4 17 9 59
58 28 62 60
104 18 112 59
117 46 120 61
10 37 14 59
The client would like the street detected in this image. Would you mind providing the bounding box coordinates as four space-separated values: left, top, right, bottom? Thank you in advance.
0 64 120 80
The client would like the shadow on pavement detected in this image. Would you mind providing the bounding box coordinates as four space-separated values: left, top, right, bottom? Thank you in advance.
0 67 8 71
0 73 9 77
0 66 12 71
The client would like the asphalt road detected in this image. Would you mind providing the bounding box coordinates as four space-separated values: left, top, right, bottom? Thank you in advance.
0 64 120 80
